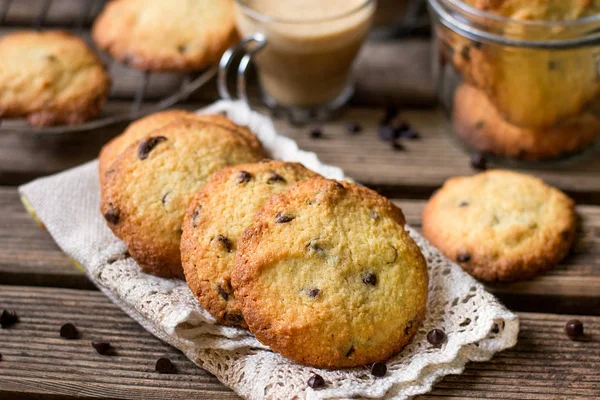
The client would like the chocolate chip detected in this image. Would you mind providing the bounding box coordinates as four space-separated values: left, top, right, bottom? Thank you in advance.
307 373 325 389
0 310 19 328
0 353 2 361
399 128 420 140
46 54 57 62
346 122 362 134
104 205 120 225
391 140 405 151
404 320 414 335
459 318 472 327
267 172 286 184
224 312 244 324
362 272 377 286
378 125 397 141
155 357 177 374
470 153 488 170
427 329 447 345
192 205 202 228
275 212 294 224
307 288 320 298
371 362 387 377
491 323 500 334
177 44 187 53
138 136 167 160
474 120 485 130
236 171 252 184
459 201 469 207
473 41 482 49
345 346 355 357
461 46 471 60
565 319 584 340
217 283 231 301
60 323 79 340
309 127 323 139
381 105 399 125
307 239 324 253
216 235 232 252
456 253 471 263
91 341 111 355
161 192 170 205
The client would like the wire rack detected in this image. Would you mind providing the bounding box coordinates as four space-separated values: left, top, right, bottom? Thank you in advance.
0 0 217 136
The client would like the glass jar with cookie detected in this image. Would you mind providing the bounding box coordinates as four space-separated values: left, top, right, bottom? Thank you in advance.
428 0 600 163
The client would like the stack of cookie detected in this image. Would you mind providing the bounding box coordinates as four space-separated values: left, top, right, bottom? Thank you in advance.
99 110 429 369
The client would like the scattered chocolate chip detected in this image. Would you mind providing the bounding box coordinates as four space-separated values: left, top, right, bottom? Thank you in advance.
309 127 323 139
177 44 187 53
459 201 469 207
236 171 252 184
371 362 387 377
104 205 120 225
362 272 377 286
307 288 320 298
427 329 447 345
456 253 471 263
459 318 472 327
404 320 414 335
391 140 405 151
138 136 167 160
346 122 362 134
470 153 488 170
267 172 286 184
275 212 294 224
345 346 355 357
308 373 325 389
91 341 111 355
474 120 485 130
381 105 399 125
60 323 79 340
225 312 244 324
0 310 19 329
161 192 171 205
378 125 397 142
216 235 232 252
565 319 584 340
399 128 420 140
0 353 2 361
307 239 324 253
192 205 202 228
461 46 471 60
217 282 231 301
491 323 500 334
155 357 177 374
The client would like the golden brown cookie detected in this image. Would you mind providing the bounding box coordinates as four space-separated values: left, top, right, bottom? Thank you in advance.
452 83 600 160
232 178 428 368
92 0 238 71
462 0 600 20
100 119 264 278
181 161 319 327
98 110 261 183
0 30 110 126
422 170 577 282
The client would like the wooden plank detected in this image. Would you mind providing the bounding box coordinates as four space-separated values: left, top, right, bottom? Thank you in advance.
1 187 599 315
0 286 599 400
2 106 600 202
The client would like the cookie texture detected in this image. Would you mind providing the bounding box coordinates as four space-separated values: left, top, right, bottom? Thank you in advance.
422 170 577 282
92 0 238 71
232 178 428 368
462 0 600 20
452 84 600 160
181 161 319 327
0 30 110 126
100 119 265 278
99 110 262 183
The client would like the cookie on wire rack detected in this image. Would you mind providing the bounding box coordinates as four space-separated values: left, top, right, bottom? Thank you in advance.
181 161 319 327
232 177 429 368
0 30 110 126
100 118 265 278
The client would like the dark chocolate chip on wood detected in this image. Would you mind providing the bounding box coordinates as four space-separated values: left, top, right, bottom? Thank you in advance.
307 373 325 389
565 319 584 340
456 253 471 263
427 329 447 345
275 212 294 224
91 341 112 355
378 125 397 142
346 122 362 134
236 171 252 184
156 357 177 373
267 172 286 184
391 140 405 151
60 323 79 340
104 205 120 225
0 310 19 328
362 272 377 286
470 153 488 170
399 128 420 139
138 136 167 160
381 105 399 125
371 362 387 377
309 127 323 139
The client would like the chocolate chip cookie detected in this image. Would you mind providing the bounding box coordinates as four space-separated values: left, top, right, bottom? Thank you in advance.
100 119 265 278
99 110 261 184
92 0 238 71
0 30 110 126
181 161 319 327
232 178 428 368
422 170 577 282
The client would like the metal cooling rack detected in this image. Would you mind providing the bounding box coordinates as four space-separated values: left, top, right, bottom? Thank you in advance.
0 0 217 136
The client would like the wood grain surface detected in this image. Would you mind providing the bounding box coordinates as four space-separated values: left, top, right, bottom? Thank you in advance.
0 286 598 400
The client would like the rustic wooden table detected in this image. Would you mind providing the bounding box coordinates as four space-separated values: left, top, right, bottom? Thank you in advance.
1 2 599 398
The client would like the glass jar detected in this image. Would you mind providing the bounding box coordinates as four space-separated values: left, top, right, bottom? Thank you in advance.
428 0 600 162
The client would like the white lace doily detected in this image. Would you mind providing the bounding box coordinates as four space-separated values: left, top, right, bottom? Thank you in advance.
19 100 518 400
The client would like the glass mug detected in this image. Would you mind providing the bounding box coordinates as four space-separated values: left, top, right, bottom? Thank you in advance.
218 0 376 123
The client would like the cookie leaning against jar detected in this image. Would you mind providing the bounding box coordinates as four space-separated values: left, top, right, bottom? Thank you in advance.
92 0 238 71
98 109 262 184
0 30 110 126
451 0 600 129
422 170 577 282
181 161 319 328
232 178 428 368
100 118 265 279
